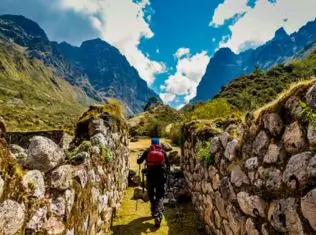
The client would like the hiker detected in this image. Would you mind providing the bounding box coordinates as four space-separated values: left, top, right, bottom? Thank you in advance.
137 137 170 228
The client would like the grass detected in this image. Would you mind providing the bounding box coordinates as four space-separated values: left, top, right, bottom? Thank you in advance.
0 39 95 133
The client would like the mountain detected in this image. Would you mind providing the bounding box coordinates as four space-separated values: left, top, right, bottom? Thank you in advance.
0 14 160 114
55 39 160 114
191 18 316 103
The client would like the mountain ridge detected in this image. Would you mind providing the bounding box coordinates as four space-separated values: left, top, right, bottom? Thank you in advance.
191 18 316 103
0 14 160 114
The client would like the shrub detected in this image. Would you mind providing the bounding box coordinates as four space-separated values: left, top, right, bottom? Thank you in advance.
196 141 214 166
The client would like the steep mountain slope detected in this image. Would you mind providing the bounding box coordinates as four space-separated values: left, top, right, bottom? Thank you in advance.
192 19 316 103
0 14 160 114
0 37 93 132
56 40 160 114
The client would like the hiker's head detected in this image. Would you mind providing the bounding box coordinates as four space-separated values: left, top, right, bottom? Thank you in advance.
151 137 160 145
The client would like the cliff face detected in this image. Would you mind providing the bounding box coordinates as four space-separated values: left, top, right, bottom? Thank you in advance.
0 104 129 234
182 81 316 234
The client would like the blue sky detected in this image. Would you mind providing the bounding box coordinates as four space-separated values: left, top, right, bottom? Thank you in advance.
0 0 315 108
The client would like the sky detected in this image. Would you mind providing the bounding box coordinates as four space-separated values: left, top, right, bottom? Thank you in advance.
0 0 315 108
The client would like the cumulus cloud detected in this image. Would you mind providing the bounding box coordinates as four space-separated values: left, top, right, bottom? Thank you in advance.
56 0 165 85
174 48 190 59
160 50 210 104
211 0 316 52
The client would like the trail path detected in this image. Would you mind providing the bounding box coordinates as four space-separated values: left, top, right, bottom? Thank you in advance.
111 138 204 235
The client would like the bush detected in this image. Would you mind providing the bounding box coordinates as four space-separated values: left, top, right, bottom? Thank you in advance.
168 122 184 146
196 141 214 166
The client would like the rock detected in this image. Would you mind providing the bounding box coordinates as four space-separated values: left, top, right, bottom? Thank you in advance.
220 132 229 148
88 118 106 137
210 137 221 154
268 198 304 235
43 217 65 235
65 189 75 217
73 168 88 188
215 192 227 218
245 157 259 170
26 136 65 172
263 113 283 136
285 96 303 118
306 83 316 109
307 123 316 148
237 192 266 217
168 150 181 165
282 152 312 188
91 133 108 146
50 196 66 217
162 142 173 152
245 218 259 235
68 152 89 165
261 224 269 235
133 187 149 202
0 200 25 235
265 168 282 190
50 165 73 190
0 175 3 199
224 139 238 161
226 204 245 235
212 174 221 190
22 170 45 199
9 144 27 164
223 220 234 235
252 131 269 157
231 166 249 187
26 207 47 232
130 136 139 142
264 144 281 164
214 210 221 228
0 116 6 136
282 122 306 154
219 177 236 202
301 188 316 231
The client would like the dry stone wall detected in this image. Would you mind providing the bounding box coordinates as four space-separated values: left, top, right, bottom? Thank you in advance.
182 83 316 235
0 108 129 234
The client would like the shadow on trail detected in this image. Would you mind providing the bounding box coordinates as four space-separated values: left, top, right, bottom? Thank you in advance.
111 216 159 235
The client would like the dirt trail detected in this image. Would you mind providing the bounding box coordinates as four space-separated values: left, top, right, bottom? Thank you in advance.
110 138 204 235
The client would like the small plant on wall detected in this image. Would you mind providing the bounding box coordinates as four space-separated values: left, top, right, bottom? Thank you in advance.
196 141 215 166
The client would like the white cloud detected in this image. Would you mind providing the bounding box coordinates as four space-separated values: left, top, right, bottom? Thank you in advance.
56 0 165 85
211 0 316 52
174 48 190 59
160 50 210 104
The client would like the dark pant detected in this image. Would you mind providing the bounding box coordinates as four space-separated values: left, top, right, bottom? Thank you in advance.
146 167 166 220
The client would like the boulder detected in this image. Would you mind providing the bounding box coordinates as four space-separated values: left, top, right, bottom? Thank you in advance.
245 157 259 170
162 142 173 152
50 165 73 190
26 207 47 232
26 136 65 172
285 96 303 119
220 132 229 148
22 170 45 199
168 150 181 165
231 166 249 187
210 137 221 154
237 192 266 217
307 123 316 148
306 83 316 109
301 188 316 231
268 198 304 235
264 144 281 164
43 217 65 235
0 200 25 235
282 152 312 188
224 139 238 161
282 122 306 154
88 118 106 137
9 144 27 164
50 196 66 217
133 187 149 202
252 131 269 157
263 113 283 136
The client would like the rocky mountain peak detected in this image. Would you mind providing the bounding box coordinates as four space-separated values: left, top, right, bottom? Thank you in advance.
273 27 290 41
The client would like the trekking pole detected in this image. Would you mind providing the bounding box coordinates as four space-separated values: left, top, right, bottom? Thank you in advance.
136 163 141 211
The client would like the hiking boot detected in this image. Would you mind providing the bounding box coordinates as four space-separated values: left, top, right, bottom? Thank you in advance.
154 217 161 228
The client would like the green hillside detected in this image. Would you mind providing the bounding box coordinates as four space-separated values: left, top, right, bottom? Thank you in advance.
0 38 95 132
215 50 316 112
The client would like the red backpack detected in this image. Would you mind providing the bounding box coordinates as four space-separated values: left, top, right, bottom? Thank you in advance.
146 144 165 166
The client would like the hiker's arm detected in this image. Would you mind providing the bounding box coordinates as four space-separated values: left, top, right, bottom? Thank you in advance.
137 150 148 164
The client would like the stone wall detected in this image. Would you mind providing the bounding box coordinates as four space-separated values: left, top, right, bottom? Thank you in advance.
182 83 316 234
5 130 73 149
0 107 129 234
